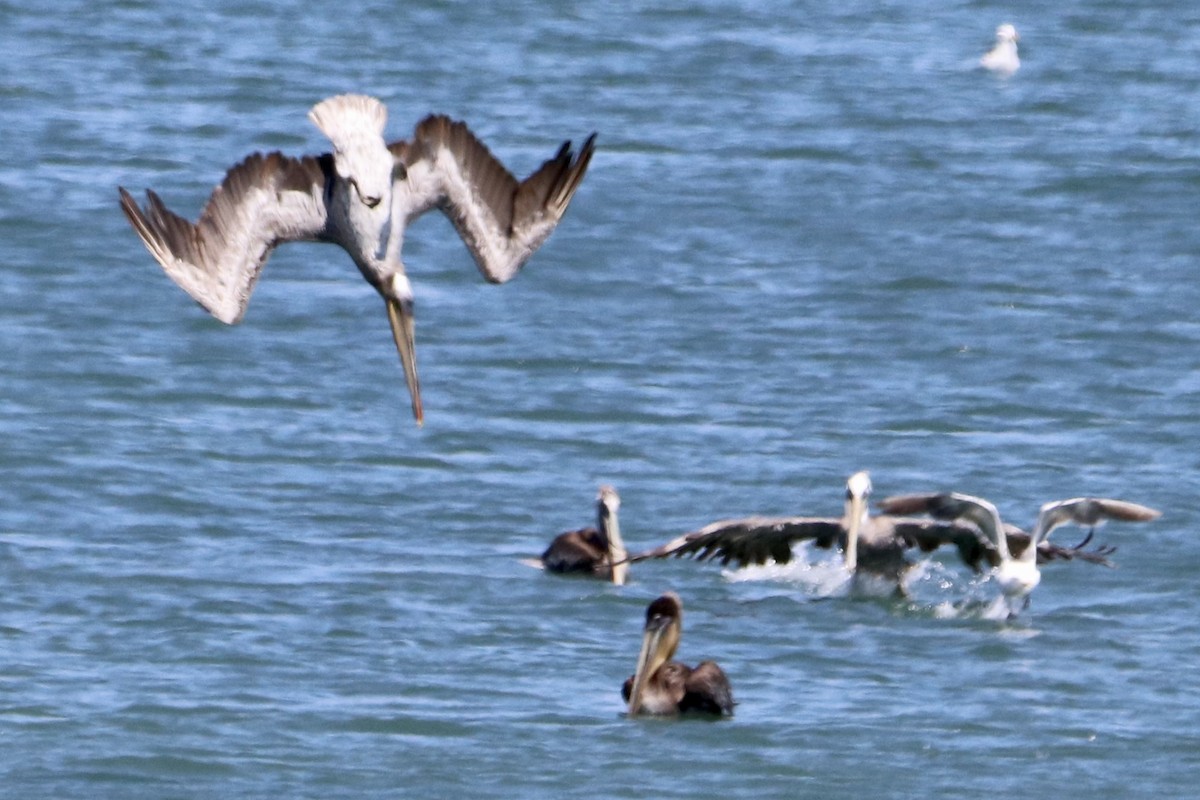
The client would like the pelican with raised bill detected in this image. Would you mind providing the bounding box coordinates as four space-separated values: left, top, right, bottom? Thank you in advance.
622 592 734 717
119 94 596 425
876 492 1161 616
627 472 1119 597
525 485 628 585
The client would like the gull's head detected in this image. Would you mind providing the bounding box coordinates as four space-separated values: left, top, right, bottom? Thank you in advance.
996 23 1019 44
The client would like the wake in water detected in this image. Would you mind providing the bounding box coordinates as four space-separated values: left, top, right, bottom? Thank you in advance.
719 541 1030 623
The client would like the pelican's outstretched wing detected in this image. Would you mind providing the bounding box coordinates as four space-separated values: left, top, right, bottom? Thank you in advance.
119 152 334 324
884 517 999 572
389 115 596 283
629 517 847 568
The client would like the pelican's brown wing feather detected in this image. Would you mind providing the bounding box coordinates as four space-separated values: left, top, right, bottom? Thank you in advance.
888 517 999 572
390 115 595 283
540 527 607 574
120 152 334 324
629 517 846 568
682 660 735 715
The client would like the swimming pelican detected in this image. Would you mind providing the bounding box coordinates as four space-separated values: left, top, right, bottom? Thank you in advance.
119 94 596 425
980 23 1020 74
630 472 978 594
876 492 1160 616
527 485 628 585
628 472 1118 595
622 592 734 716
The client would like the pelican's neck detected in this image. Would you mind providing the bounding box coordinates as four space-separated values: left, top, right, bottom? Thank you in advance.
844 495 867 572
842 472 872 572
600 497 628 586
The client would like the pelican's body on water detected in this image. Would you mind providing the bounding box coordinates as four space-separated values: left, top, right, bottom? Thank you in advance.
120 94 596 425
528 485 628 585
622 592 733 716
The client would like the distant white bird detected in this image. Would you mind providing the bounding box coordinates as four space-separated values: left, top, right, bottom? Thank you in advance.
980 23 1020 75
120 94 596 425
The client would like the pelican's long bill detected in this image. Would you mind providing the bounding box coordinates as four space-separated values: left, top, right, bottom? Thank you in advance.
624 614 672 719
386 297 423 425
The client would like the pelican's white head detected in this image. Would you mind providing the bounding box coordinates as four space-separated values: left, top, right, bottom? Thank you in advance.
996 23 1018 44
308 94 394 208
846 471 872 505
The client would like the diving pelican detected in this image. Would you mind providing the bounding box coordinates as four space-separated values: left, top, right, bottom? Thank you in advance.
628 472 1118 595
980 23 1020 75
119 94 596 425
527 485 628 585
876 492 1160 616
622 592 734 716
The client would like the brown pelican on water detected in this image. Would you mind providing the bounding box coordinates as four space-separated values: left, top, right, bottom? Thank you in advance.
622 592 734 716
119 94 596 425
628 472 1119 596
525 485 628 585
876 492 1161 616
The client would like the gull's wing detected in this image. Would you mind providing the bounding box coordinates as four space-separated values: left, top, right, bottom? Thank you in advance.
389 115 596 283
119 152 335 324
1032 497 1162 544
628 517 847 568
